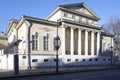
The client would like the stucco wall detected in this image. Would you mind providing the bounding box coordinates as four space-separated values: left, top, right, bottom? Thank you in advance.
18 22 27 54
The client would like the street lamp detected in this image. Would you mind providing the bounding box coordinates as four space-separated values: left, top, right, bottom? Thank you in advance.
54 19 61 72
110 46 113 66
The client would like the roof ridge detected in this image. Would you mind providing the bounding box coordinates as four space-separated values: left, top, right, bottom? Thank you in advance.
59 2 84 7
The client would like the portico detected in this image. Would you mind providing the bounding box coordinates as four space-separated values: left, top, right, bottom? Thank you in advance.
62 26 100 56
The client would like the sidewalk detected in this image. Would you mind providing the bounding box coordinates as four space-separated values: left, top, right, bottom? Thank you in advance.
0 66 119 79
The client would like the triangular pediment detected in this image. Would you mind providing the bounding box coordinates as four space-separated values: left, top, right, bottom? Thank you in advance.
59 3 99 19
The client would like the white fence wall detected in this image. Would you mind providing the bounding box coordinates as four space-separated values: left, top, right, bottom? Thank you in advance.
0 54 111 70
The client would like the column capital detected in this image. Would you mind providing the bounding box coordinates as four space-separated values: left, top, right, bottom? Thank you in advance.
85 29 90 32
97 31 101 34
63 25 68 28
91 30 96 33
71 27 76 29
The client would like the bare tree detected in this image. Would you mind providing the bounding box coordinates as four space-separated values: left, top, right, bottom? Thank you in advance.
102 16 120 56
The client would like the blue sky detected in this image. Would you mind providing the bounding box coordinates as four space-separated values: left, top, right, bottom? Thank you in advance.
0 0 120 32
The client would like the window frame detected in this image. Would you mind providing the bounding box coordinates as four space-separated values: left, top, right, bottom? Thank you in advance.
43 34 49 51
32 32 39 50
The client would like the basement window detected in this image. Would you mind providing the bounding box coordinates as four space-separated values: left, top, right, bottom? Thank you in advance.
103 58 106 61
75 59 79 62
44 59 49 62
108 58 111 61
82 59 85 62
95 59 98 61
32 59 38 62
23 56 26 59
67 59 71 62
89 59 92 61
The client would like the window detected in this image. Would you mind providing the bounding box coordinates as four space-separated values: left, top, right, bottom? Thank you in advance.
23 56 26 59
92 20 94 24
67 59 71 62
82 59 85 62
75 59 79 62
103 58 106 61
89 59 92 61
43 34 49 51
32 32 38 50
64 13 68 17
72 15 75 19
54 59 56 62
86 18 89 24
66 50 70 55
32 59 38 62
95 59 98 61
108 58 111 61
44 59 48 62
79 17 82 23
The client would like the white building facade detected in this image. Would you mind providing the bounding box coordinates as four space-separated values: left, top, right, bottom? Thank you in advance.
5 3 114 69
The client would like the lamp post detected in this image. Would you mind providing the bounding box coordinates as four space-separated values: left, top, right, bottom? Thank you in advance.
54 19 61 72
110 46 113 66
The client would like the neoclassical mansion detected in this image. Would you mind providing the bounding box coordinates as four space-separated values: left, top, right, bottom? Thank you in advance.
6 3 114 68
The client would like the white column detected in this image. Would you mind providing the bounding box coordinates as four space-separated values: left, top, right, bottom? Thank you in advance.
91 31 94 56
71 27 74 55
62 27 66 55
97 32 100 55
85 30 88 55
78 28 82 55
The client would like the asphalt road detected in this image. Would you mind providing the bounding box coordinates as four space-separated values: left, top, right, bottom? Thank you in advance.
2 69 120 80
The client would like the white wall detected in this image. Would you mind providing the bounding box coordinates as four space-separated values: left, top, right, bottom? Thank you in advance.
62 55 111 66
18 23 27 54
0 54 14 69
48 10 61 22
0 54 111 70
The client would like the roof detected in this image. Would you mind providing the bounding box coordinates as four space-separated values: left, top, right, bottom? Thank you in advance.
6 19 19 34
23 15 57 25
7 15 57 34
46 2 100 21
101 32 115 37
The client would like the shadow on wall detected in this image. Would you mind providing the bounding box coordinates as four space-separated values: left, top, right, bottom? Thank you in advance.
24 53 112 69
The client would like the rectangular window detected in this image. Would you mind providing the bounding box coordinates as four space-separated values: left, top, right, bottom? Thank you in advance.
43 34 49 51
64 13 67 17
89 59 92 61
95 59 98 61
23 56 26 59
75 59 79 62
79 17 82 23
44 59 48 62
82 59 85 62
32 59 38 62
86 18 89 24
67 59 71 62
32 32 38 50
72 15 75 19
